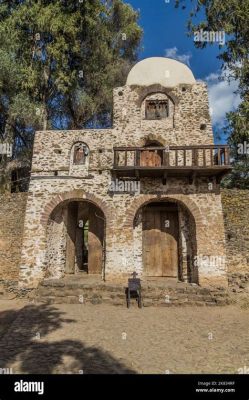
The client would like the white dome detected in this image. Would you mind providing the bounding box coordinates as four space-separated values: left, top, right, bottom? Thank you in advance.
126 57 196 87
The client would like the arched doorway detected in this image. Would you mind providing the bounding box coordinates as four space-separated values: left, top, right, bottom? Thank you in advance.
133 199 198 283
140 140 163 167
46 200 105 278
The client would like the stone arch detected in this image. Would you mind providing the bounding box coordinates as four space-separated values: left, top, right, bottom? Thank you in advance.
40 190 114 228
124 194 205 240
42 191 113 280
143 138 163 147
143 134 166 147
134 134 168 148
127 195 204 284
134 84 179 107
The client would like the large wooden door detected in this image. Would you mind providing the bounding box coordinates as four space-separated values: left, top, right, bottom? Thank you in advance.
65 202 78 274
143 206 179 277
88 204 104 274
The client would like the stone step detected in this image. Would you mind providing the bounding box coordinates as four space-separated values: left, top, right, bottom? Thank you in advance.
37 283 217 294
34 291 225 306
34 295 218 306
34 279 230 306
35 289 215 302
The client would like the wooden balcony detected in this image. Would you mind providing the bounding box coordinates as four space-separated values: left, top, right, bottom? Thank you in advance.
113 145 232 182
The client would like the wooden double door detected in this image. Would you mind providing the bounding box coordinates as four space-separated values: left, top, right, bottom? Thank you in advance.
65 202 104 275
142 205 179 277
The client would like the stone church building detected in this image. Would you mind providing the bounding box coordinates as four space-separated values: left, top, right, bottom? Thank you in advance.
19 57 232 289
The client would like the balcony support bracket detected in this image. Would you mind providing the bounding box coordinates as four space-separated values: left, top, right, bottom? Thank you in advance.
135 169 140 180
162 171 167 186
189 172 197 185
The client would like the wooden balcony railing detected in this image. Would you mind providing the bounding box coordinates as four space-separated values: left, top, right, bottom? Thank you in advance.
113 145 232 179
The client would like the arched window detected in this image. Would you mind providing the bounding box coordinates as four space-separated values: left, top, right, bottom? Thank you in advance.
72 143 89 165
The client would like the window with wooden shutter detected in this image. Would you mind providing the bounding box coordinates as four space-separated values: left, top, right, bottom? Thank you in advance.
73 144 89 165
145 100 169 120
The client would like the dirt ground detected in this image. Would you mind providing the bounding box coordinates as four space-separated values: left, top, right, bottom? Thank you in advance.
0 300 249 374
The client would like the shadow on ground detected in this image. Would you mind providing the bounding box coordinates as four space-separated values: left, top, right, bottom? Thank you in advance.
0 303 135 374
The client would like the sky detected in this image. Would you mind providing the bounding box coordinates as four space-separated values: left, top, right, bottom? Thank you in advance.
126 0 240 140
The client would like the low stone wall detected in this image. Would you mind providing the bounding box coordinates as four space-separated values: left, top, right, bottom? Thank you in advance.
0 193 28 281
221 189 249 280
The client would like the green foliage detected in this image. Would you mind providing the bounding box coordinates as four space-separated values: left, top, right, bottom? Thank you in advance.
176 0 249 188
0 0 142 191
223 102 249 189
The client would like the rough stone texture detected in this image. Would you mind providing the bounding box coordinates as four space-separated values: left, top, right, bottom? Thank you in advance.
0 193 28 281
228 273 249 293
1 189 247 292
221 189 249 278
17 73 228 288
33 276 230 307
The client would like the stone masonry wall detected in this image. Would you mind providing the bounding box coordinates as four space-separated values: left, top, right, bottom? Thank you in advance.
221 189 249 277
0 193 28 281
0 189 248 288
18 175 228 288
18 81 226 288
31 82 213 179
113 83 213 146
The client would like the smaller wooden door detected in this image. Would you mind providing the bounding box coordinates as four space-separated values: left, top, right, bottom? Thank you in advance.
140 150 162 167
143 207 179 277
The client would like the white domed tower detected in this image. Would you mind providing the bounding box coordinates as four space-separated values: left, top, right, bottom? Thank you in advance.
19 57 231 291
113 57 214 146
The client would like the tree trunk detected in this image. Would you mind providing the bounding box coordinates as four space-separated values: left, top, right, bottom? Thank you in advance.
43 106 48 131
42 66 49 131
